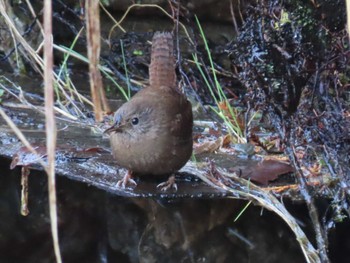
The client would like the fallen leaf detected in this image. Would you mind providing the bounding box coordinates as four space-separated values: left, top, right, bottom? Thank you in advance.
10 145 47 169
222 134 233 147
239 159 294 185
193 137 224 154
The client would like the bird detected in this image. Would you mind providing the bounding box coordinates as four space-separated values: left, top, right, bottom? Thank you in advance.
105 32 193 190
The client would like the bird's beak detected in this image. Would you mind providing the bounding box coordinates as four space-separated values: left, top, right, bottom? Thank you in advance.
104 124 118 134
104 114 124 134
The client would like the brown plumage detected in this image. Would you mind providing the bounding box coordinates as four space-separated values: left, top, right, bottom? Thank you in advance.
105 32 193 190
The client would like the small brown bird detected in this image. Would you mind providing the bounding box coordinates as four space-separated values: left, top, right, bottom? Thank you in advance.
105 32 193 190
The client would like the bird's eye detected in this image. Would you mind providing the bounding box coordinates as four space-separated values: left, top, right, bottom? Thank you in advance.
131 117 139 125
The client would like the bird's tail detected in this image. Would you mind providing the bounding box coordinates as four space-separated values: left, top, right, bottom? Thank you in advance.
149 32 177 90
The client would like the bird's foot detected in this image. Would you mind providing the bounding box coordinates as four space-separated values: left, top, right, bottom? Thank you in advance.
157 175 177 192
116 170 137 188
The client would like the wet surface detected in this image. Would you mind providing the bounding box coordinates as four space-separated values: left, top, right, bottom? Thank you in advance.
0 103 233 198
0 100 298 199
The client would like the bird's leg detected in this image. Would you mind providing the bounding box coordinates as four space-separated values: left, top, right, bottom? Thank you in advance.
157 175 177 192
116 170 137 188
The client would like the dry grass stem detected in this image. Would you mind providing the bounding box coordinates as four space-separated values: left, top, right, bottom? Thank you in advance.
0 3 92 121
0 79 80 121
0 1 42 71
24 0 44 34
43 1 62 262
86 0 109 121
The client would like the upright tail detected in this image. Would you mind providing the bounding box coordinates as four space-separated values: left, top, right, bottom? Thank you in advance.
149 32 177 89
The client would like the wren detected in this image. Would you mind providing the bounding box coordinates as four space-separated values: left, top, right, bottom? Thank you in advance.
105 32 193 190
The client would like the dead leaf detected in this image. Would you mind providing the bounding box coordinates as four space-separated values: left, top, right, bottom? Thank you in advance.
222 134 233 147
10 145 47 169
239 159 294 185
193 137 224 154
83 147 108 153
